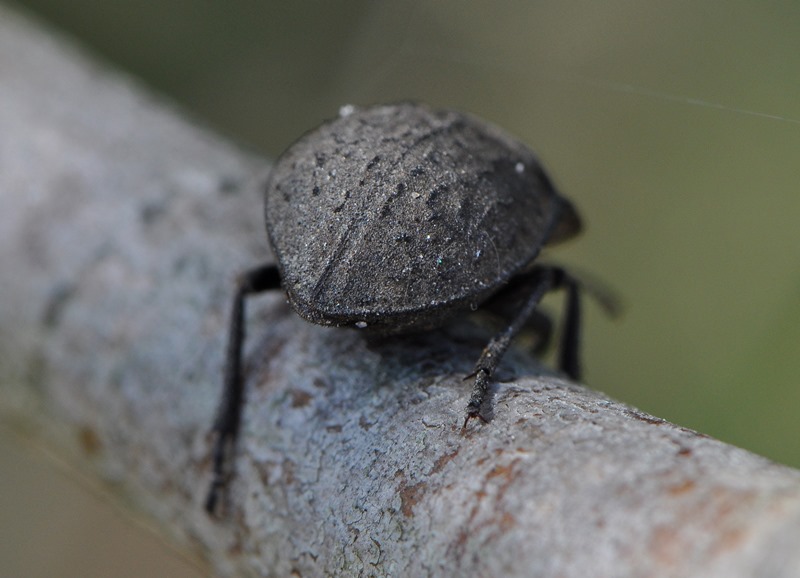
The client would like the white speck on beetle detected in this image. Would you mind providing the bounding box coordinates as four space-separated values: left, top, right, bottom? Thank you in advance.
411 191 421 199
339 104 356 117
355 321 368 328
515 162 525 174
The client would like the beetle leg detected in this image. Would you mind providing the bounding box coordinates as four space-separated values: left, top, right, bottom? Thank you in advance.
465 268 553 425
464 266 583 426
480 281 555 353
558 275 582 380
526 309 554 355
206 263 282 516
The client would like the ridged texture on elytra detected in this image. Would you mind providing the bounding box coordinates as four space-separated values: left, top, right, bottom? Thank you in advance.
265 103 569 333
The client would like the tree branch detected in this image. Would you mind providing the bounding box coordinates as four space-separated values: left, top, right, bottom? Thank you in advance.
2 7 800 577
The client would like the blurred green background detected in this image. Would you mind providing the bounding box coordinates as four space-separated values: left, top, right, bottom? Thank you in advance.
3 0 799 575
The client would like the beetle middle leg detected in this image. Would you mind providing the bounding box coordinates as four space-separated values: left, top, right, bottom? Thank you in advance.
206 263 282 515
464 265 581 426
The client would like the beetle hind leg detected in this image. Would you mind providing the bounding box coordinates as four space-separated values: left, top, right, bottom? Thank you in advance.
206 263 282 516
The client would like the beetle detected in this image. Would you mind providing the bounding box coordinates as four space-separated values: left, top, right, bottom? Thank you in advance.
206 102 601 514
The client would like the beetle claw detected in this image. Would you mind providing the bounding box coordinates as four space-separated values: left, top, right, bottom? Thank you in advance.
462 410 488 430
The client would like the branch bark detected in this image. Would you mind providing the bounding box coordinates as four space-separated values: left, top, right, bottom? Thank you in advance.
2 7 800 577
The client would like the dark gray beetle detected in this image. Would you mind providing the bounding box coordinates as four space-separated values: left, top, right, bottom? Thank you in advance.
206 102 599 513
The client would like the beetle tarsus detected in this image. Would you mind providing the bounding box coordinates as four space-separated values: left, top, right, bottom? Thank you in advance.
463 368 492 428
205 427 233 515
204 473 224 515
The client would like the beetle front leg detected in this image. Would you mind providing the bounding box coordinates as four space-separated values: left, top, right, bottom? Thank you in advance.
463 265 586 426
464 268 554 425
206 263 282 516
